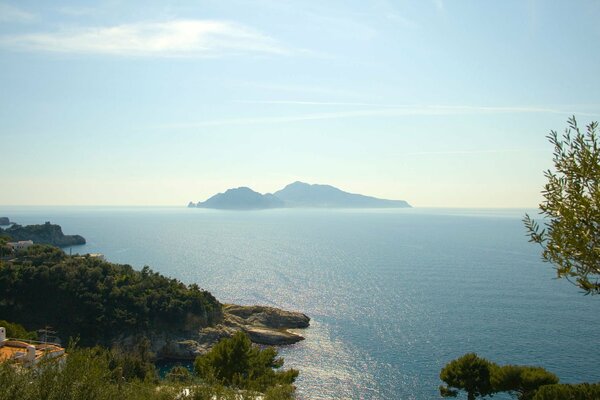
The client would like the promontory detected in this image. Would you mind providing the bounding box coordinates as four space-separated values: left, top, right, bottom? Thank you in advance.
0 221 86 247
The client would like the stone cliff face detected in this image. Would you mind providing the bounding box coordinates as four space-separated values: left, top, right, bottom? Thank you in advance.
1 222 86 247
151 304 310 360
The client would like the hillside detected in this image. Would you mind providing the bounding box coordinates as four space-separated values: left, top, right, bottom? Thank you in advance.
1 222 86 247
189 181 411 209
274 181 411 208
0 245 221 346
191 187 285 210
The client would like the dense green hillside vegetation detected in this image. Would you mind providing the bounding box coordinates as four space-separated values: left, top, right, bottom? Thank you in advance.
195 331 298 392
0 338 296 400
439 353 600 400
0 245 221 345
0 253 298 399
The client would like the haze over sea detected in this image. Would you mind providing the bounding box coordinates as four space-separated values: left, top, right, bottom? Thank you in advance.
3 206 600 399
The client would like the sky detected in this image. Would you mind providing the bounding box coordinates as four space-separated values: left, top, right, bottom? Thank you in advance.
1 1 599 207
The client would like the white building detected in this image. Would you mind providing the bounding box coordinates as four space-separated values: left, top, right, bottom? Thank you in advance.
0 326 66 367
7 240 34 251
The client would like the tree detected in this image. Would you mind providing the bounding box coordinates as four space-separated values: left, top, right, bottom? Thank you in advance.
165 365 193 383
492 365 558 400
532 383 600 399
524 116 600 294
440 353 497 400
194 331 298 392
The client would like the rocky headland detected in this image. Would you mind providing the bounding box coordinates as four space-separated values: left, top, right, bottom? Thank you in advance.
1 221 86 247
154 304 310 360
0 217 10 225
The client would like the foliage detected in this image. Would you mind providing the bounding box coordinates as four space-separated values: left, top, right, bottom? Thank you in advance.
524 117 600 294
0 245 221 345
109 337 158 383
532 383 600 399
439 353 497 400
0 347 170 400
194 331 298 393
14 244 66 265
0 345 293 400
264 384 297 400
492 365 559 400
0 319 37 340
165 365 193 383
0 235 11 258
0 221 84 246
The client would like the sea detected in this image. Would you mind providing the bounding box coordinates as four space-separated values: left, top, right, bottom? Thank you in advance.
1 206 599 399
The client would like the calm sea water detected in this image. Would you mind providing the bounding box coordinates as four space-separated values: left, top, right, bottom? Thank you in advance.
1 207 599 399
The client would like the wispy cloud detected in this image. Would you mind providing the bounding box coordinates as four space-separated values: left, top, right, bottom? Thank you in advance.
237 102 600 115
0 20 289 57
154 104 600 129
400 149 548 157
0 3 36 23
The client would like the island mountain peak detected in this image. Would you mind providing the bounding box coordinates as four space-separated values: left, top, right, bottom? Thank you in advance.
189 182 411 210
194 186 284 210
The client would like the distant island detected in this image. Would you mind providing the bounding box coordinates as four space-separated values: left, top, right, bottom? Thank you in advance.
0 221 86 247
188 181 411 210
0 217 10 225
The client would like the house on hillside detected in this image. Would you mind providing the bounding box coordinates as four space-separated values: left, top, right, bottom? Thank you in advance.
0 327 66 368
7 240 33 251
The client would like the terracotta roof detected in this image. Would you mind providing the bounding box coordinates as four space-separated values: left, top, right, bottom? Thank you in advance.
0 340 65 365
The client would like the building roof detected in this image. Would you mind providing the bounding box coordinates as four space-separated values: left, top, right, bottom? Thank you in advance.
0 340 65 365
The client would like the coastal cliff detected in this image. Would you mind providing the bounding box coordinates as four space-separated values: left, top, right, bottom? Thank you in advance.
156 304 310 360
1 222 86 247
0 244 309 362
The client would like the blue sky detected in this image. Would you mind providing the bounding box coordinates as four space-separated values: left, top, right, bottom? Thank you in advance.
1 0 599 207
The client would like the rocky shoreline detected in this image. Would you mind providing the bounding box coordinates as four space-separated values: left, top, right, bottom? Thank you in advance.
153 304 310 361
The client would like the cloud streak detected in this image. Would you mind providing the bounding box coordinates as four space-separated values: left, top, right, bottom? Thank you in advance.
400 149 548 157
0 20 289 57
158 104 600 129
0 3 36 22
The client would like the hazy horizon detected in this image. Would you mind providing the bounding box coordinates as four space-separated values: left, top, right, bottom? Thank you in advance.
1 1 599 207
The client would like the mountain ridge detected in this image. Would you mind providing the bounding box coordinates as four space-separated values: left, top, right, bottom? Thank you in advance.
189 182 411 210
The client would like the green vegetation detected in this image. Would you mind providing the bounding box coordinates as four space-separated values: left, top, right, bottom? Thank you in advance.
0 347 163 400
0 244 221 345
0 334 297 400
524 117 600 294
439 353 495 400
0 247 298 399
0 221 86 247
165 365 194 383
440 354 560 400
532 383 600 399
0 346 291 400
0 320 37 340
194 331 298 393
492 365 559 400
0 236 10 258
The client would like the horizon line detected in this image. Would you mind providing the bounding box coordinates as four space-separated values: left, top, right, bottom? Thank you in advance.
0 204 540 209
